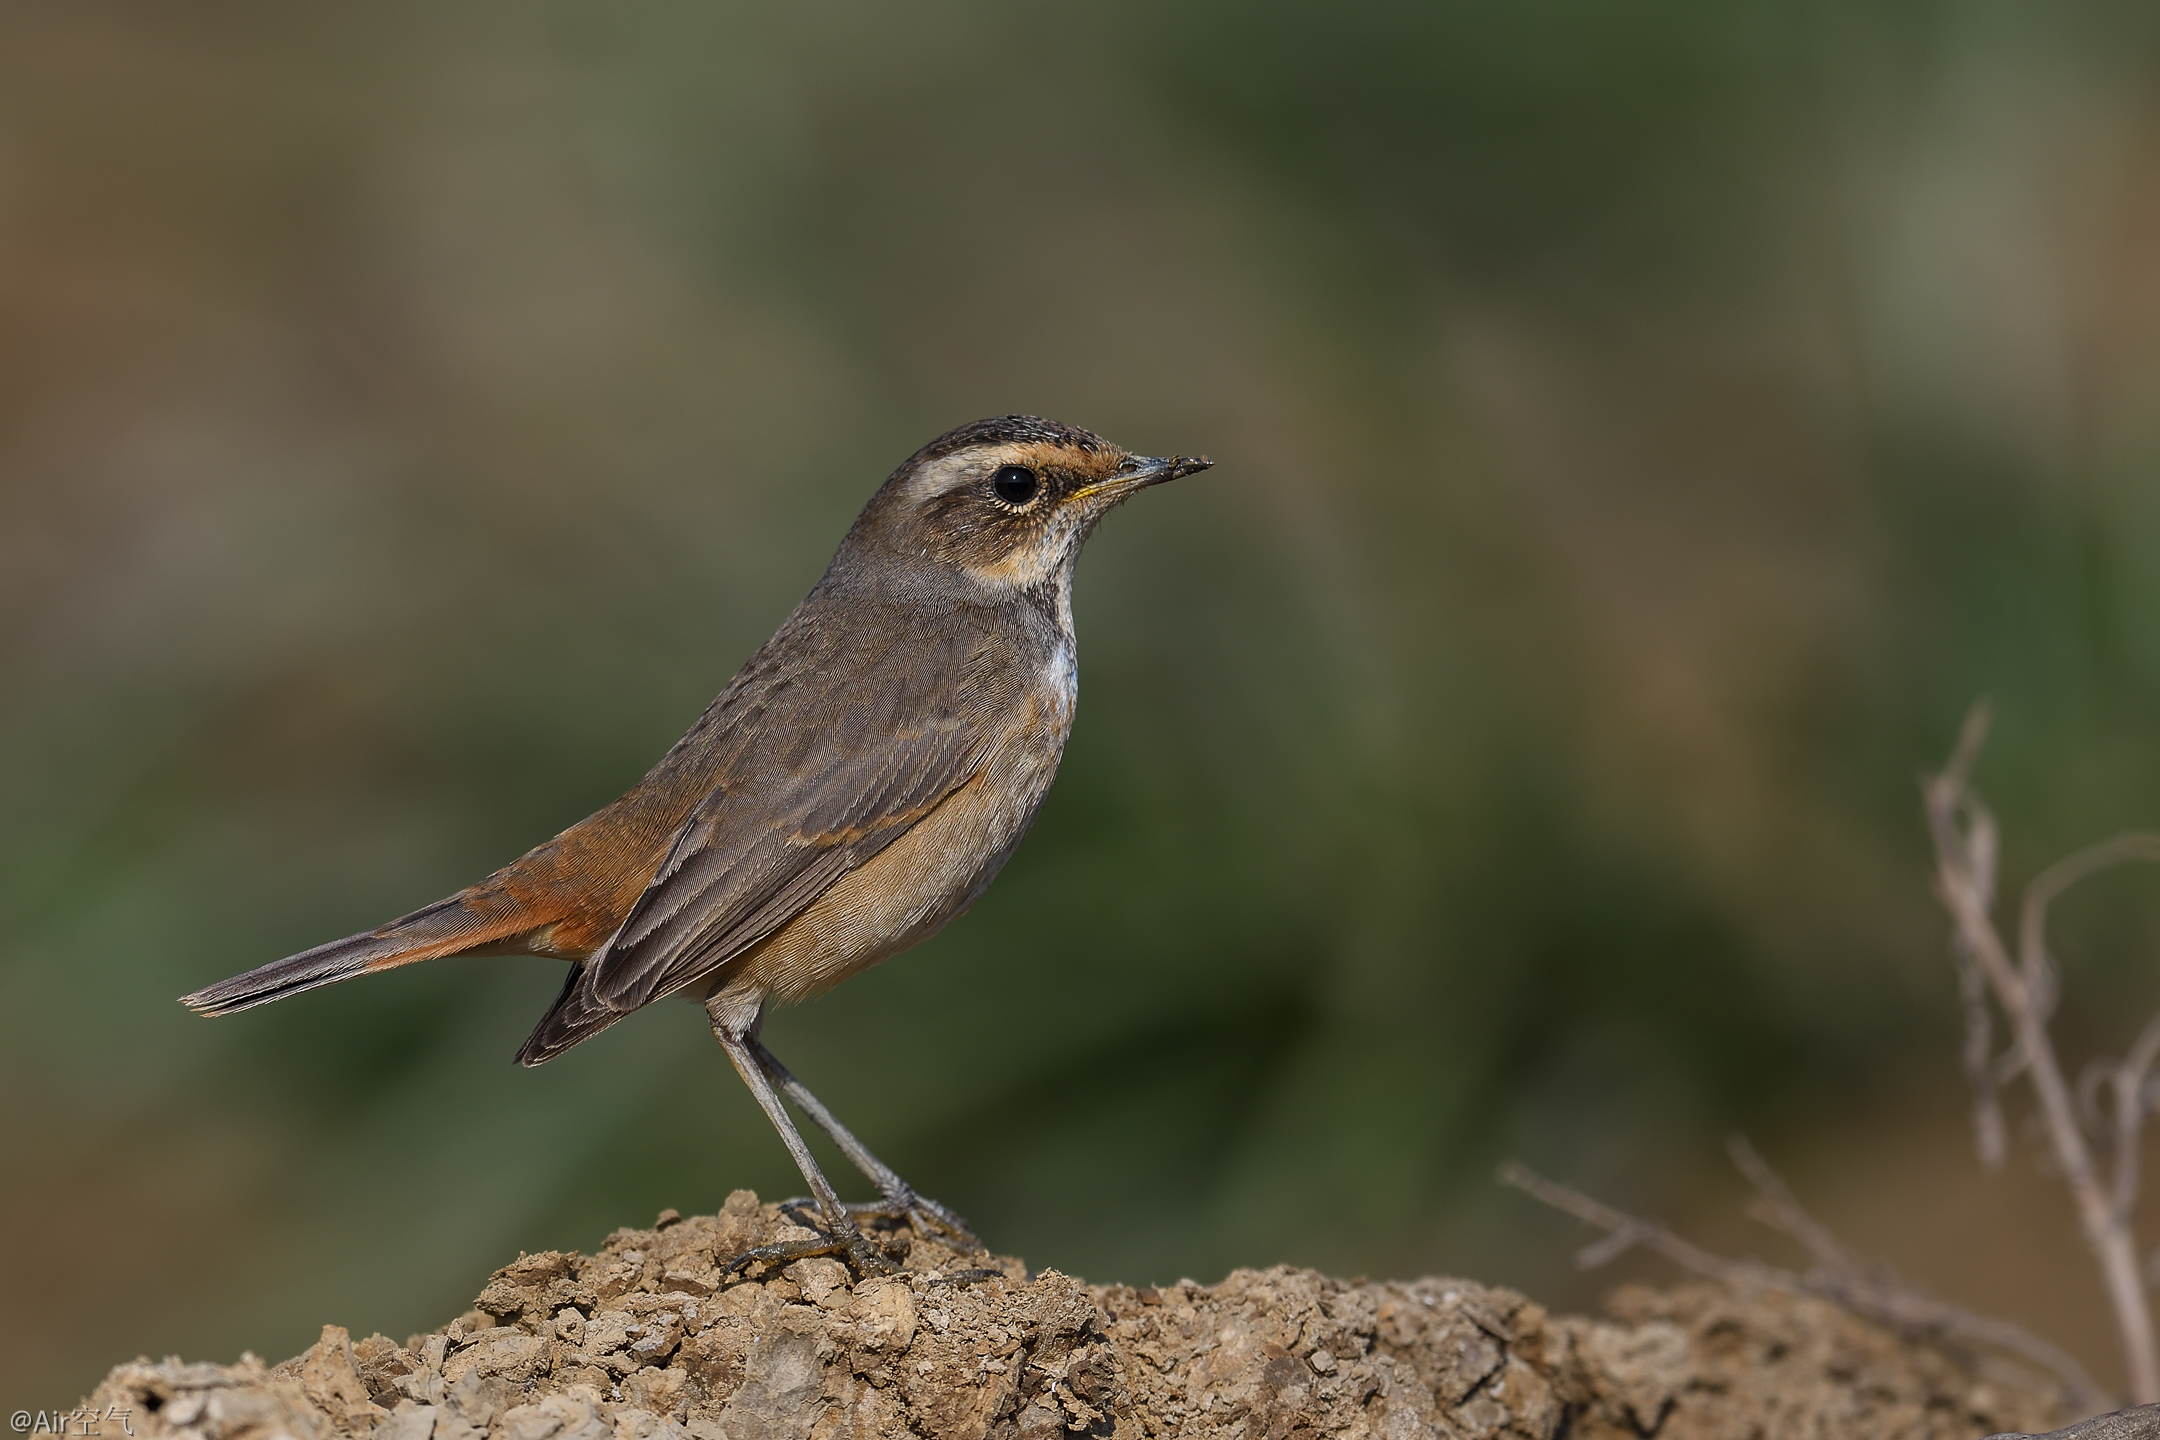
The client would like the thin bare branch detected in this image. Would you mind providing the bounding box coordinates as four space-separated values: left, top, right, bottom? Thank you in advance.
1958 939 2010 1169
1941 701 1994 796
2019 835 2160 1001
1726 1135 1866 1277
2010 836 2160 1043
2107 1013 2160 1225
1495 1162 1760 1284
1503 709 2160 1415
1500 1161 2110 1416
1924 714 2160 1403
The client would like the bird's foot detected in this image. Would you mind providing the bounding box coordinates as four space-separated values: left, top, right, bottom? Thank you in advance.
848 1190 981 1251
778 1189 980 1252
724 1215 898 1280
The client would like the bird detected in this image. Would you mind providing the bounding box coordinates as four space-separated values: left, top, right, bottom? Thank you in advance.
180 415 1214 1275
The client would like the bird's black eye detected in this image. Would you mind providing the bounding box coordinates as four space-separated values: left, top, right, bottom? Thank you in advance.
991 464 1040 506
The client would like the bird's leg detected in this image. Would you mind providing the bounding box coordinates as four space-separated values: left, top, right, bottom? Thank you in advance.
749 1034 981 1251
709 1016 894 1279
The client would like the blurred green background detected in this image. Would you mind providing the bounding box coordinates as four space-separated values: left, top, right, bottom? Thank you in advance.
9 0 2160 1405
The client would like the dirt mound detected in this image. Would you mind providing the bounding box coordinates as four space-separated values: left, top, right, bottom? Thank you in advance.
76 1191 2077 1439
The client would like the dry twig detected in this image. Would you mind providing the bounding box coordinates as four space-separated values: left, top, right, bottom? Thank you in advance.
1499 1153 2108 1415
1924 704 2160 1403
1502 706 2160 1414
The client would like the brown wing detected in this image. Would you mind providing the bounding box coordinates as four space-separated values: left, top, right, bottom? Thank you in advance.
600 717 986 1004
514 605 1011 1065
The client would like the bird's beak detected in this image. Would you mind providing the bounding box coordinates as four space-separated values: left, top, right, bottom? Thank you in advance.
1074 453 1215 502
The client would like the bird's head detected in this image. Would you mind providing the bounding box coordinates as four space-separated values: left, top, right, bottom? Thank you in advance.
842 416 1213 601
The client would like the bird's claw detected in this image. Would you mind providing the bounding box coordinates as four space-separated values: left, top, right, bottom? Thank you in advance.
777 1190 981 1252
848 1192 981 1251
724 1218 899 1280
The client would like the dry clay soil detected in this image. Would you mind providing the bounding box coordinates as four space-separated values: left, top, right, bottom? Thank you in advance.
78 1192 2087 1440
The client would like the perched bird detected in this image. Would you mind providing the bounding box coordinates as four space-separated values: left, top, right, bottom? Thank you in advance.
181 416 1213 1274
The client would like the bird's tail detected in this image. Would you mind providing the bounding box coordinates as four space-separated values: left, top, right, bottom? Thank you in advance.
513 966 633 1066
179 893 531 1017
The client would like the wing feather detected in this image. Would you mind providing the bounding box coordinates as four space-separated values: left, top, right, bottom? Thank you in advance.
519 613 1011 1063
599 718 985 1006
